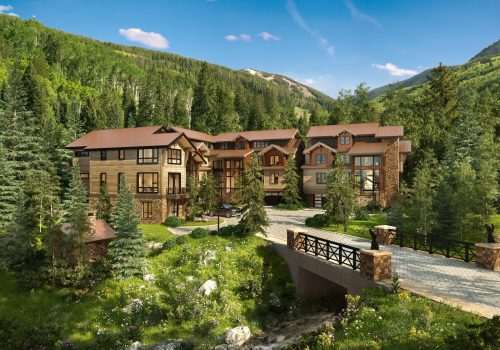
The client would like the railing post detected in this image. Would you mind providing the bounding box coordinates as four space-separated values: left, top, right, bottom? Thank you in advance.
304 235 308 253
352 250 357 270
446 238 450 258
326 241 330 260
339 245 343 265
465 243 470 262
314 237 318 256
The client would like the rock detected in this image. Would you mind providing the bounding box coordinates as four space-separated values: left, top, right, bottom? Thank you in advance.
149 340 187 350
225 326 251 346
225 244 233 252
139 285 146 290
122 299 143 314
146 241 164 250
143 274 156 282
203 250 217 264
126 341 142 350
267 334 286 343
199 279 217 296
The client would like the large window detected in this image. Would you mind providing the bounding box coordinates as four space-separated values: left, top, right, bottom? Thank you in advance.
253 141 269 148
213 160 223 169
100 150 107 160
137 148 159 164
119 149 125 160
340 136 350 145
75 150 89 157
305 154 310 165
168 173 181 194
142 202 153 219
100 173 107 187
226 160 243 169
354 156 381 167
270 173 279 184
117 172 125 191
235 141 246 149
316 154 326 164
316 172 327 184
167 148 182 164
269 155 280 166
355 169 380 191
137 172 159 193
220 143 229 150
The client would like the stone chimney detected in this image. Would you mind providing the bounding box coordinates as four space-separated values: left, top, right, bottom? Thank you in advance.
87 211 97 234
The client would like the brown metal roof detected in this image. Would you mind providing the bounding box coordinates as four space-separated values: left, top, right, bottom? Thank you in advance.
169 126 214 142
59 219 115 242
307 123 404 138
399 140 412 153
66 126 183 149
348 142 388 155
303 142 337 154
213 128 299 142
210 149 254 159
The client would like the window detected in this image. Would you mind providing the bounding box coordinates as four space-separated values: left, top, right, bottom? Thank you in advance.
117 172 125 191
137 148 159 164
270 173 279 184
340 136 350 145
314 194 326 208
220 143 229 150
337 153 350 164
213 160 223 169
305 154 310 165
316 154 326 164
236 141 246 149
168 173 181 194
269 155 280 166
119 149 125 160
168 200 179 216
137 173 159 193
142 202 153 220
226 160 242 168
316 172 327 184
80 173 89 179
100 150 107 160
355 169 380 191
167 148 182 164
354 156 381 167
75 151 89 157
253 141 269 148
100 173 107 187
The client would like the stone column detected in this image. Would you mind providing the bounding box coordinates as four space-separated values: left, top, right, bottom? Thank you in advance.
381 138 400 207
475 243 500 271
360 250 392 281
287 228 306 250
374 225 397 245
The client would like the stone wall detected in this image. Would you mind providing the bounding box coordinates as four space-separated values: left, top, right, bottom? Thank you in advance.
360 250 392 281
381 139 400 207
85 240 110 260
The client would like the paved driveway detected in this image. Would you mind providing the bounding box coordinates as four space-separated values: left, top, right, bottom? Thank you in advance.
262 207 500 318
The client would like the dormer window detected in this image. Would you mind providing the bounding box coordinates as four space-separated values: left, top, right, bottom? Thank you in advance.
340 136 350 145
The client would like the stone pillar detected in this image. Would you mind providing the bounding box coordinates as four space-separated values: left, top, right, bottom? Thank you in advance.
374 225 397 245
287 228 306 250
475 243 500 271
381 138 400 207
360 250 392 281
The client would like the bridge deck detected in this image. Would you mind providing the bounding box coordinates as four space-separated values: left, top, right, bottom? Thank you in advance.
261 208 500 319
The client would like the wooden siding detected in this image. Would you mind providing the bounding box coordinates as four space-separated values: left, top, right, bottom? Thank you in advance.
302 168 328 194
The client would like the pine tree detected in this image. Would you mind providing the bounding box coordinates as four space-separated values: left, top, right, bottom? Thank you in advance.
186 175 203 220
62 163 90 265
282 155 301 205
108 176 147 277
238 154 269 235
215 85 239 133
199 173 217 215
324 158 358 232
96 185 112 222
191 62 217 133
0 143 17 232
172 91 190 128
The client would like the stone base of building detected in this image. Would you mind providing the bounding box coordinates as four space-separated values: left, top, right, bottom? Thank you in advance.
475 243 500 271
360 250 392 281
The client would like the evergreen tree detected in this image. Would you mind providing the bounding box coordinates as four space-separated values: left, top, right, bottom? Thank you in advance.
108 175 147 277
199 173 217 215
186 175 203 220
96 185 112 222
282 155 301 205
238 154 269 235
0 143 16 232
215 85 240 133
191 62 217 133
324 158 358 232
172 91 190 128
62 163 90 265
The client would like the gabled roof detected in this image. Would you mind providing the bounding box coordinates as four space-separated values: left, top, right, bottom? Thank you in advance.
213 128 299 143
400 140 412 153
348 142 388 155
66 126 184 150
258 144 292 156
59 219 115 243
169 126 214 142
307 123 404 139
303 142 337 154
210 149 254 159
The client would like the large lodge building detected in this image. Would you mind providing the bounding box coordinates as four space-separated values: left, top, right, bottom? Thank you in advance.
66 123 411 223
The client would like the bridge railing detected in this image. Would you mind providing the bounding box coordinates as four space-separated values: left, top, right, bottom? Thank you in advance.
293 232 361 270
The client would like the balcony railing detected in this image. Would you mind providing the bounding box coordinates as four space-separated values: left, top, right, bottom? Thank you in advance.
167 187 187 195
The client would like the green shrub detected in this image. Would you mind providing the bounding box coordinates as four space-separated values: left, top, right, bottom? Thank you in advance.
305 214 327 227
20 323 62 350
163 239 176 250
164 216 184 227
216 224 246 237
238 278 263 299
364 200 382 213
175 235 188 245
16 267 48 289
277 203 305 210
190 227 209 239
0 317 17 349
354 207 370 220
446 316 499 350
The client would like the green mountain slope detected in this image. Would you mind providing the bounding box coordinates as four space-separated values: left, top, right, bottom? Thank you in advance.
369 39 500 99
0 14 335 134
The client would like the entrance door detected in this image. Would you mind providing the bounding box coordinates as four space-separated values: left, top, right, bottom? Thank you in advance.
314 194 325 208
169 200 179 217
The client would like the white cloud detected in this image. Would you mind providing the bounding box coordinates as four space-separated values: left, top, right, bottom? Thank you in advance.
372 63 417 76
343 0 380 27
286 0 334 57
224 34 252 42
259 32 280 41
0 4 18 16
118 28 169 49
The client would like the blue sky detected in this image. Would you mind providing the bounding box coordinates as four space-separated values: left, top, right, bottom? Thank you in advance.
3 0 499 96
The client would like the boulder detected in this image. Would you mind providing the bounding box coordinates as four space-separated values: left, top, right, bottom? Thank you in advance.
122 299 143 314
225 326 251 346
203 250 217 264
143 274 156 282
126 341 142 350
149 340 187 350
199 279 217 296
146 241 163 250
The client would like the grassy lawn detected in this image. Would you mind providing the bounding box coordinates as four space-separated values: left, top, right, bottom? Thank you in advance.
180 219 224 227
321 213 387 240
139 224 174 242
